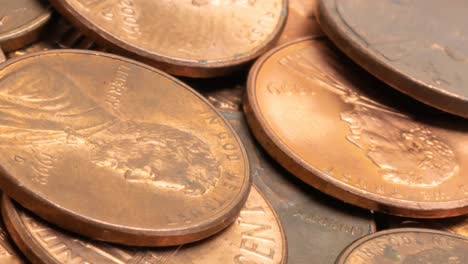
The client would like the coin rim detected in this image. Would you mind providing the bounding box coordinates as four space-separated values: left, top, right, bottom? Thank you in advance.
335 228 468 264
0 2 51 52
48 0 289 77
2 185 287 264
244 36 468 218
0 49 251 246
315 0 468 118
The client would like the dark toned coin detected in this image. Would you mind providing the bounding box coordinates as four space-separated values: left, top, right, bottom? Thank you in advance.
277 0 323 45
336 228 468 263
49 0 287 78
384 215 468 239
317 0 468 118
220 110 375 264
2 186 287 264
0 0 50 52
0 50 250 246
244 37 468 218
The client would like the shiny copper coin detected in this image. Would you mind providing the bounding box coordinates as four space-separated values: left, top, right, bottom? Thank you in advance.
0 196 24 264
49 0 287 78
277 0 322 45
245 37 468 218
0 0 50 52
317 0 468 118
0 50 250 246
2 186 286 264
221 110 375 264
336 228 468 263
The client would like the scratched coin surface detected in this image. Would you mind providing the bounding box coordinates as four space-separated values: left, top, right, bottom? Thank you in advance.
0 50 250 246
220 110 375 264
49 0 287 77
245 37 468 218
2 187 286 264
277 0 322 45
336 228 468 263
0 0 50 52
317 0 468 118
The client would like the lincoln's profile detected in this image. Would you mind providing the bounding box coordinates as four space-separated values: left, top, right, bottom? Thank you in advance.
282 48 458 187
0 63 221 196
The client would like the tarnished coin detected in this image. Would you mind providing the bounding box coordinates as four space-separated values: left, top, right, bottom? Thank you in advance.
336 228 468 263
49 0 287 78
0 50 250 246
221 110 375 264
2 186 286 264
0 0 50 52
277 0 322 45
317 0 468 118
244 37 468 218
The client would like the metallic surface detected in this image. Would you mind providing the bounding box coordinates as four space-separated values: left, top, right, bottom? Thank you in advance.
384 215 468 239
277 0 322 45
336 228 468 263
317 0 468 118
0 195 24 264
0 0 50 52
221 110 375 264
0 50 250 246
2 187 286 264
49 0 287 77
244 37 468 218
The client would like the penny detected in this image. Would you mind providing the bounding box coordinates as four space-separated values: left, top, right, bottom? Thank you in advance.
220 110 375 264
277 0 323 45
0 0 50 52
317 0 468 118
49 0 287 78
244 37 468 218
384 215 468 239
0 195 24 264
0 50 250 246
2 186 286 264
336 228 468 263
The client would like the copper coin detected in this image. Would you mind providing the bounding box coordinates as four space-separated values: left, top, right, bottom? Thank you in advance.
317 0 468 118
244 37 468 218
2 186 286 264
221 110 375 264
277 0 323 45
0 50 250 246
0 0 50 52
0 196 24 264
49 0 287 78
336 228 468 263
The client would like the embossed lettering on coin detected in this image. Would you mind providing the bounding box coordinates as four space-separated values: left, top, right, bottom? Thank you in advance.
2 187 286 264
0 50 249 246
245 38 468 218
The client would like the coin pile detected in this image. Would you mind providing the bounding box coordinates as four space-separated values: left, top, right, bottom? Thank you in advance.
0 0 466 263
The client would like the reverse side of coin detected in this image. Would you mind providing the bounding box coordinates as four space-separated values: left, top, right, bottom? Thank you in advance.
2 187 286 264
0 50 250 246
277 0 323 45
336 228 468 263
244 37 468 218
317 0 468 118
0 0 50 52
220 110 375 264
49 0 287 77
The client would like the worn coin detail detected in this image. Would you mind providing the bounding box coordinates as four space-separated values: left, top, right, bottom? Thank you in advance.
245 37 468 218
317 0 468 118
49 0 287 77
336 228 468 263
0 0 50 52
2 187 286 264
0 50 250 246
221 110 375 264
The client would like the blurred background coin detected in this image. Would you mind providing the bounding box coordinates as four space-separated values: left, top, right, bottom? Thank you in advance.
245 37 468 218
317 0 468 118
336 228 468 263
0 0 50 53
0 194 24 264
2 187 286 264
0 50 250 246
49 0 287 77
